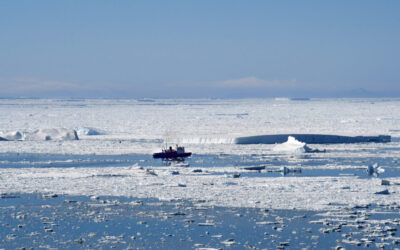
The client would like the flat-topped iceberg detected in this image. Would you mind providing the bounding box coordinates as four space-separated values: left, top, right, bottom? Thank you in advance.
235 134 391 144
273 136 321 153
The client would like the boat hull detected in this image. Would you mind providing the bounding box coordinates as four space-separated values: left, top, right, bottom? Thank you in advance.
153 152 192 159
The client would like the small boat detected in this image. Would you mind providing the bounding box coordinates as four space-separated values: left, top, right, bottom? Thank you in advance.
242 166 265 171
153 145 192 159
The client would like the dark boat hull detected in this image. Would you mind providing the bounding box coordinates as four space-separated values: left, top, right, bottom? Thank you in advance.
153 152 192 159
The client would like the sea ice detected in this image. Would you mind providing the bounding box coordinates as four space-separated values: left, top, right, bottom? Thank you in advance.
0 98 398 155
0 98 399 213
2 165 400 211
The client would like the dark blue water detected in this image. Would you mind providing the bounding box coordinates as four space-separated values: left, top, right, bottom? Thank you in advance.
2 194 398 249
1 152 398 179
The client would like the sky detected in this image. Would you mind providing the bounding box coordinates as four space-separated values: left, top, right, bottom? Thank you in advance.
0 1 399 98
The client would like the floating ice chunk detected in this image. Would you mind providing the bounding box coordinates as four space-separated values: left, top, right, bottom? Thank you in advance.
342 238 362 246
221 238 236 246
171 162 190 168
375 189 390 195
273 136 317 153
42 194 58 198
145 169 157 176
366 163 384 176
242 166 265 171
280 166 302 175
24 128 79 141
75 127 104 136
198 221 215 226
90 195 99 200
0 131 24 141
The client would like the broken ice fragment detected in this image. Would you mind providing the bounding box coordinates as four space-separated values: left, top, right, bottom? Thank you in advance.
375 189 390 195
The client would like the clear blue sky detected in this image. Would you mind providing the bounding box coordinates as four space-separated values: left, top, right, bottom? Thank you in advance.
1 1 399 98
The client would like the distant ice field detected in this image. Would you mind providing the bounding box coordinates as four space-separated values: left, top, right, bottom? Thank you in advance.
0 98 399 154
0 98 400 211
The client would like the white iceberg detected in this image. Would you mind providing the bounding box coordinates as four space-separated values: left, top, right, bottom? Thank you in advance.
0 131 24 141
1 128 79 141
75 127 104 136
273 136 320 153
24 128 79 141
